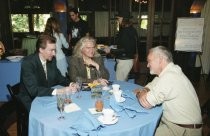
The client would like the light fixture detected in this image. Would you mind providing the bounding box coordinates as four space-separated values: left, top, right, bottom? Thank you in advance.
190 0 206 14
134 0 148 4
54 1 67 12
23 0 40 9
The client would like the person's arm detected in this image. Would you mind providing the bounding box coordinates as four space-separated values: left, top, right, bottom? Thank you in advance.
95 57 109 80
60 33 69 48
21 59 53 99
136 87 153 109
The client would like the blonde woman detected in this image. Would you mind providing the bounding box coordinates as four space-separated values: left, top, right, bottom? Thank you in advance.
69 36 109 85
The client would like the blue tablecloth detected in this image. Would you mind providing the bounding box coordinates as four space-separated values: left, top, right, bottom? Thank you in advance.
29 81 162 136
0 60 21 101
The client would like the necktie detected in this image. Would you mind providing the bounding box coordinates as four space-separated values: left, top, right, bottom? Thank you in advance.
43 62 47 79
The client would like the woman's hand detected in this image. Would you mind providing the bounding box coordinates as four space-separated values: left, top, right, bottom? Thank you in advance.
84 58 99 70
93 78 109 86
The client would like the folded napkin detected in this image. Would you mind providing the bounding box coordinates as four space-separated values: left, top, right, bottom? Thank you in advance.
69 112 104 136
109 96 124 112
64 103 81 113
109 96 148 118
121 90 136 100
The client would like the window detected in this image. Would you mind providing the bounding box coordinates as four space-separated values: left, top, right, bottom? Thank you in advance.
11 14 51 33
11 14 29 32
33 14 51 32
140 15 148 30
80 15 88 21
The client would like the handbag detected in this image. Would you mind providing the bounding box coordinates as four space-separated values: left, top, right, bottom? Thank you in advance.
131 37 140 73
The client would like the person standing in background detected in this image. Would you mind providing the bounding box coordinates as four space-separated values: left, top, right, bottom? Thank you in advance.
44 17 69 77
104 11 138 81
67 7 89 48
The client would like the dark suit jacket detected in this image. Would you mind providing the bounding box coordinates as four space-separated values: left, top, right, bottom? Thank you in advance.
18 53 70 111
69 56 109 83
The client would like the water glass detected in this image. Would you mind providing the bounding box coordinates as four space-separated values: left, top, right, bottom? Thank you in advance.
64 88 72 104
56 93 65 120
76 77 82 98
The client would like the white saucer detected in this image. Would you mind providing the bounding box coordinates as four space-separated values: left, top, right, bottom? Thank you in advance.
117 97 125 103
97 115 118 125
102 86 110 91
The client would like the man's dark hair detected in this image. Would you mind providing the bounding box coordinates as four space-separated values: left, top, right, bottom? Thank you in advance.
35 34 56 53
68 7 79 14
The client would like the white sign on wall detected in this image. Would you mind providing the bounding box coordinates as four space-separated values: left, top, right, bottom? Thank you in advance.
175 18 204 52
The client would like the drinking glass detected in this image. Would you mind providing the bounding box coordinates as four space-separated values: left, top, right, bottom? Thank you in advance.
64 88 72 105
76 77 82 98
56 93 65 120
95 97 104 112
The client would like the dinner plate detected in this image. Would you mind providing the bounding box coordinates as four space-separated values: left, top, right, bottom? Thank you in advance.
6 55 24 62
97 115 118 125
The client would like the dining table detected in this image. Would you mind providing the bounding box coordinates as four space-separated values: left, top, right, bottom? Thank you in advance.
29 81 163 136
0 60 21 101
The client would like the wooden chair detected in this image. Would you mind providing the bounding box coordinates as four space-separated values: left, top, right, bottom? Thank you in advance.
7 83 28 136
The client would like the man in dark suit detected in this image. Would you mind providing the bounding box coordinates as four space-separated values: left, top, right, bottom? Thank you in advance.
18 34 76 112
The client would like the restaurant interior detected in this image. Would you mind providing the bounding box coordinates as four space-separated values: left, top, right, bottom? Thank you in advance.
1 0 210 135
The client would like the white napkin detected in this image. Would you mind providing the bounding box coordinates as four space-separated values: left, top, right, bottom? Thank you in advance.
64 103 81 113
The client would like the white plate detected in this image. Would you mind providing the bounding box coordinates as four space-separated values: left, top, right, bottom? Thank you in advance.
6 55 24 62
98 115 118 125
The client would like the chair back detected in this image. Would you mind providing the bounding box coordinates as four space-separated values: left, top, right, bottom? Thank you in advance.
7 83 28 136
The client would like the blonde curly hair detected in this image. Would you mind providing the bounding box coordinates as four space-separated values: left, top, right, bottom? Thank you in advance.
73 36 100 58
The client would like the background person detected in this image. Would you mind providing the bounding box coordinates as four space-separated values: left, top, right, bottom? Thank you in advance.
18 34 76 111
135 46 202 136
67 7 89 48
44 17 69 77
104 11 138 81
69 36 109 85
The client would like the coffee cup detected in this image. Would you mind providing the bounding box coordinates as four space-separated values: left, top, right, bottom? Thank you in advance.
102 109 115 122
112 84 120 92
113 90 122 102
